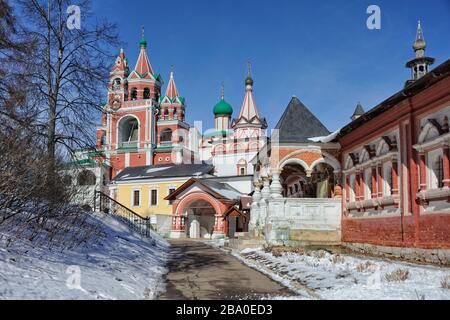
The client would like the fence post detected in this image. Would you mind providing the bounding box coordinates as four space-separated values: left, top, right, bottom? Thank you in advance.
93 191 97 212
146 219 151 238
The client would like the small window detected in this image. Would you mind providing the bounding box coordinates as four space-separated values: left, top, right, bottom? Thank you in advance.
130 88 138 100
143 88 150 99
133 190 140 207
240 167 245 175
160 128 172 145
150 189 158 206
168 188 176 205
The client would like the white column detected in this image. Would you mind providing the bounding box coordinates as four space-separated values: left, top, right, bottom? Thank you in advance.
261 176 271 200
250 182 262 231
252 183 262 203
270 169 283 198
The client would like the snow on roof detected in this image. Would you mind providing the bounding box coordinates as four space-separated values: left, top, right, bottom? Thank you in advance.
146 166 170 174
199 179 243 200
308 129 341 143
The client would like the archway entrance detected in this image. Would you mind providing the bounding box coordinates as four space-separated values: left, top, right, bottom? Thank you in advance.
280 162 336 198
118 116 139 148
184 199 216 239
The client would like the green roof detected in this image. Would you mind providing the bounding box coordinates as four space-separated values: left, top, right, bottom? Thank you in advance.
159 95 185 105
140 37 147 47
203 130 233 138
70 158 97 166
213 98 233 116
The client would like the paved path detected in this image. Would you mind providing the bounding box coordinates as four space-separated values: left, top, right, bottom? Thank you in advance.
159 240 294 300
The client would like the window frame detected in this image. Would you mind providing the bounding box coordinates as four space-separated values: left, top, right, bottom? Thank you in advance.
427 149 444 190
167 187 176 205
149 188 158 207
132 189 141 207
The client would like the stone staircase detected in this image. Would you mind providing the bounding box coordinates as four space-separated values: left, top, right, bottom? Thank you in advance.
226 232 266 251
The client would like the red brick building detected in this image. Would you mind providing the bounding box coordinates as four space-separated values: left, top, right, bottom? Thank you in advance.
339 22 450 254
95 30 192 179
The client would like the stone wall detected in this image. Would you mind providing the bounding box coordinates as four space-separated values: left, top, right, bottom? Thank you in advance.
251 198 342 246
344 242 450 265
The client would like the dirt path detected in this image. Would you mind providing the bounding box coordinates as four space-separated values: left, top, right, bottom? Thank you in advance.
159 240 294 300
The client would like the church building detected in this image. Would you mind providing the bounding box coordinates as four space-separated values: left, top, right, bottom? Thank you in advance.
71 21 449 261
248 21 450 262
87 30 267 237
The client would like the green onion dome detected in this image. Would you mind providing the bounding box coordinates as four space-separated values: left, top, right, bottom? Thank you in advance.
213 98 233 116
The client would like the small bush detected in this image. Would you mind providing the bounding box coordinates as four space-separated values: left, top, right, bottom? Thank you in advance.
356 261 377 273
271 247 284 257
385 268 410 282
331 254 345 264
265 246 306 258
263 245 273 253
441 275 450 289
310 250 327 259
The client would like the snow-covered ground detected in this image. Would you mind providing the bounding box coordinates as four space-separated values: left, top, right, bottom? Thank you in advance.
231 246 450 300
0 213 169 299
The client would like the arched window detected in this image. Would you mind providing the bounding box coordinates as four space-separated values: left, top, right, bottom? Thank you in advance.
213 145 225 155
232 143 245 153
130 87 138 100
77 170 96 186
113 78 121 91
237 159 247 176
143 88 150 99
160 128 172 145
118 116 139 148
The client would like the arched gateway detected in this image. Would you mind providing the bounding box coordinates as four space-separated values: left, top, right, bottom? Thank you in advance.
249 96 342 246
166 178 247 239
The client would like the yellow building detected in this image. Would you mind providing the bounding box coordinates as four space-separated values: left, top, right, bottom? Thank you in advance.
111 163 214 236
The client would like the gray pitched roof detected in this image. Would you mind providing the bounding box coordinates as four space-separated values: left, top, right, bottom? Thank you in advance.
198 178 243 200
273 96 330 143
352 102 365 116
113 163 213 182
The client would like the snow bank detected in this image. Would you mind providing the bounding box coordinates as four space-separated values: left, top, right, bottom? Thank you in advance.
0 212 169 300
236 248 450 300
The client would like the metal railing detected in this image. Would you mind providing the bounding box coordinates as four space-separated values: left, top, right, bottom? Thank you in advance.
94 191 152 237
119 141 138 149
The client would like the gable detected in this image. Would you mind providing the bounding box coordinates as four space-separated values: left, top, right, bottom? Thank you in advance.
274 97 330 143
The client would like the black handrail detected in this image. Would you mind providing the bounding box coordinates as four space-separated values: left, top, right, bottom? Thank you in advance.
94 190 153 237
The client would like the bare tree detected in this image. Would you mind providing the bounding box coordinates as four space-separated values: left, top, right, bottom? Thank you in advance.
15 0 119 169
0 0 119 248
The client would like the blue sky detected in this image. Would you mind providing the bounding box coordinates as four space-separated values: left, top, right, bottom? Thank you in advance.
93 0 450 132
